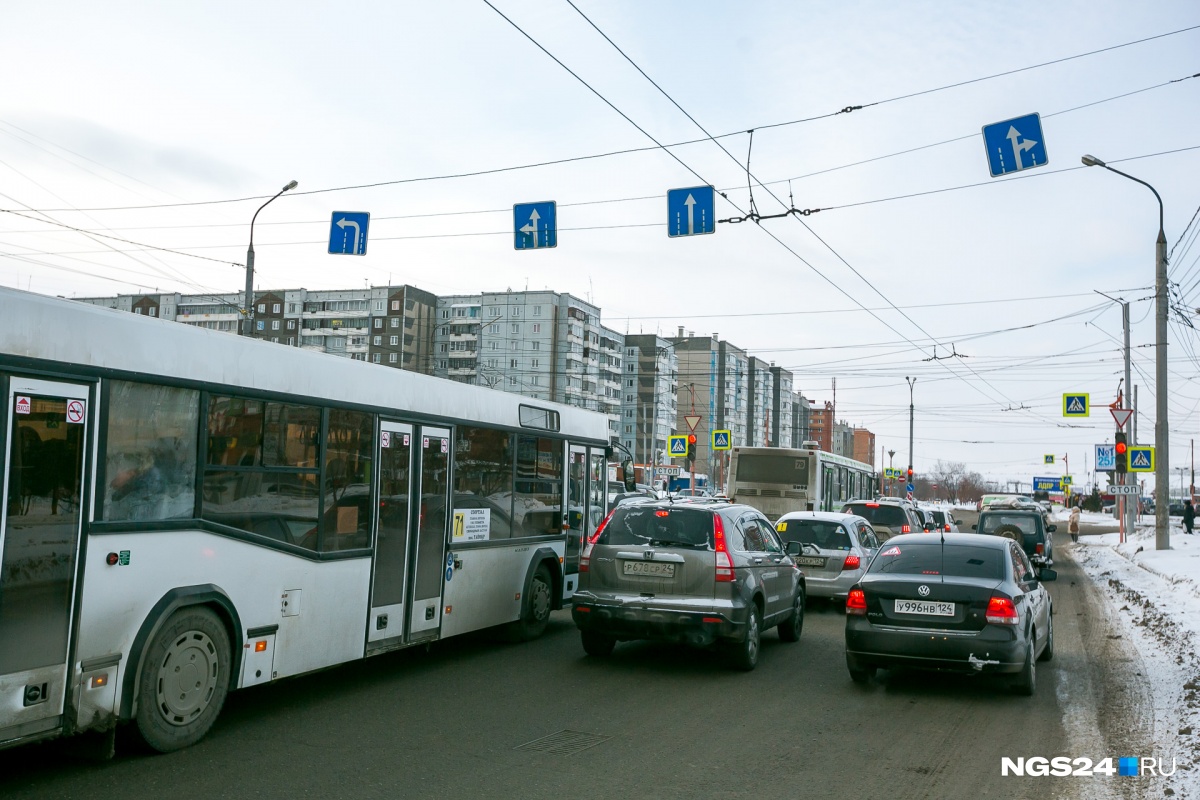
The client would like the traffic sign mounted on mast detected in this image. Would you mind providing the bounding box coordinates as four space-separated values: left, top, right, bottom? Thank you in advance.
1110 407 1133 429
514 201 557 250
981 113 1048 177
667 186 716 237
1063 393 1089 417
684 415 701 431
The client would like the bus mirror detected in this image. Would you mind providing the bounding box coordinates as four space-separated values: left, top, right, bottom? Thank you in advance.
621 458 636 492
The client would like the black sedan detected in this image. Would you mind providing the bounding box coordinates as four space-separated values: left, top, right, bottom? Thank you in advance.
844 533 1056 695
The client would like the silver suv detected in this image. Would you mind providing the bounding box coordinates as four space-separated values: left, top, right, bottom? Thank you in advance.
572 500 805 670
841 498 927 541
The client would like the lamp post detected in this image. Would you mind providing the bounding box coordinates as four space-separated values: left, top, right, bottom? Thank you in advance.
243 180 299 336
1081 154 1169 550
905 377 916 500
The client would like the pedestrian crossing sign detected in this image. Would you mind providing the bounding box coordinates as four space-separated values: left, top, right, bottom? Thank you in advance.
1128 446 1154 472
1063 393 1089 417
668 435 688 458
1044 454 1054 464
712 429 731 451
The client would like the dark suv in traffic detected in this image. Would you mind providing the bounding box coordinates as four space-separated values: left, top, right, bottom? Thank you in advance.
572 499 806 670
972 508 1056 566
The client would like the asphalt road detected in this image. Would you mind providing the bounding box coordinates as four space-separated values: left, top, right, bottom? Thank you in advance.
0 522 1153 800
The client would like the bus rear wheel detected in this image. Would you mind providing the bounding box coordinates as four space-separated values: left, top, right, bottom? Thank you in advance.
508 565 553 642
135 606 231 753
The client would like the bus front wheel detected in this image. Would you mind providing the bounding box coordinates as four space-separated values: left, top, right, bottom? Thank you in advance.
135 606 231 753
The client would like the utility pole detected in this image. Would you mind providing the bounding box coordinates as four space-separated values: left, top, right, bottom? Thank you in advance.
905 377 916 500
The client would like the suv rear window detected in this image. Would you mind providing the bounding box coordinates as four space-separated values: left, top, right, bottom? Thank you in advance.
844 503 908 528
929 510 948 525
868 542 1004 580
601 506 714 548
776 519 851 551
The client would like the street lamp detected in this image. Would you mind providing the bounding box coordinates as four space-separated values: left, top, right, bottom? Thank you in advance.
1081 154 1169 550
243 180 299 336
905 377 916 499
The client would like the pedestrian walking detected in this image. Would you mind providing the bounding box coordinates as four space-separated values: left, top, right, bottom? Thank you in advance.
1068 504 1081 544
1184 499 1195 535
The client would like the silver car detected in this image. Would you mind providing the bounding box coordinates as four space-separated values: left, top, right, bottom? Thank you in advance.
572 500 805 670
774 511 879 601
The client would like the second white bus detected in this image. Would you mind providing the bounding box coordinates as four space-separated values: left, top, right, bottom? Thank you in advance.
727 445 877 518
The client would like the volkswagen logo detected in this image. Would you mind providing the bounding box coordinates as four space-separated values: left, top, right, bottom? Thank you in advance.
918 585 931 597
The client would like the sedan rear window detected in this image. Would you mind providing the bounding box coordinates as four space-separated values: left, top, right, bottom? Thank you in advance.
776 519 851 551
868 543 1004 580
601 506 713 548
844 503 908 528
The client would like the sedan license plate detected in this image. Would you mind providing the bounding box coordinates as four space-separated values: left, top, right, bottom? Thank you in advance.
795 556 826 567
894 599 954 617
623 561 676 578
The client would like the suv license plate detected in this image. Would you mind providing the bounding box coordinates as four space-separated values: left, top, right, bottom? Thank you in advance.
796 556 825 567
894 599 954 616
623 561 676 578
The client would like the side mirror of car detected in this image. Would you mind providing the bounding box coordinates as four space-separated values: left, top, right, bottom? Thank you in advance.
1046 524 1057 533
785 541 802 556
970 523 978 530
954 519 963 525
923 522 936 532
1037 567 1058 582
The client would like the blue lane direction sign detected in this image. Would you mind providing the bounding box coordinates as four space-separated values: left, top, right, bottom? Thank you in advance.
1095 444 1116 472
668 435 688 459
1128 446 1154 473
329 211 370 255
1033 476 1062 492
712 429 731 451
906 483 915 493
514 201 557 250
982 113 1048 177
667 186 716 237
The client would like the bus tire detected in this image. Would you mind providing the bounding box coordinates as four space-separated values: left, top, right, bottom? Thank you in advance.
135 606 231 753
508 564 553 642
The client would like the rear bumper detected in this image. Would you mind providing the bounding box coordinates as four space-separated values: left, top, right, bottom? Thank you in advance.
572 598 747 646
805 569 863 599
846 618 1027 674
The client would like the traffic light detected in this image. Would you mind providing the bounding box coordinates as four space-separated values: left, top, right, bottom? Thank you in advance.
1114 431 1127 474
687 433 697 462
907 467 914 482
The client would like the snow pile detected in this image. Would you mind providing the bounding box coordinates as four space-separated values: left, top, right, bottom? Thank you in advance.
1074 526 1200 793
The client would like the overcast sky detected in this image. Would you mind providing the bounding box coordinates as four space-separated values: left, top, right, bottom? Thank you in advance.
2 1 1199 491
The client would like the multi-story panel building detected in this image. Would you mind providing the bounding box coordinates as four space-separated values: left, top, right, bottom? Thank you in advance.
669 331 748 484
809 401 835 453
852 428 877 467
792 392 813 446
433 295 482 384
599 326 624 441
746 357 774 448
619 334 678 465
769 366 795 448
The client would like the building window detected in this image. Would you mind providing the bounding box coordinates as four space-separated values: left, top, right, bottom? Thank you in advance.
510 342 518 350
391 300 400 311
372 354 381 363
440 343 448 353
374 318 382 329
509 377 518 386
531 376 539 386
257 303 265 313
510 359 518 368
134 308 143 315
287 320 295 330
389 353 398 363
532 306 541 317
511 307 520 317
531 359 539 368
271 320 280 330
372 336 381 345
489 307 500 318
532 323 540 333
441 309 450 318
390 335 399 346
272 303 281 313
390 318 399 328
531 341 539 351
287 337 295 345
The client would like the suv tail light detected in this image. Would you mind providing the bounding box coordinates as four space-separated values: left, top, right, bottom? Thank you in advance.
842 554 861 571
580 509 616 573
713 513 735 582
944 524 951 532
900 524 911 533
985 595 1020 625
846 589 867 615
1035 542 1044 555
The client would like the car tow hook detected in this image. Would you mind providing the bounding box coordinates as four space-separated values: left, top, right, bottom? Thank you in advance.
968 654 999 671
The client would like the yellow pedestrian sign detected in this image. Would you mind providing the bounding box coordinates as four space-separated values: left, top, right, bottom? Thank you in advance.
1044 454 1054 464
1063 393 1089 417
1128 446 1154 472
712 429 732 451
1061 475 1072 486
668 435 688 458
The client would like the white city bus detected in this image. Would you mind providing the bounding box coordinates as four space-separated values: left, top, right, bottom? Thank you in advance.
0 288 613 753
727 445 877 519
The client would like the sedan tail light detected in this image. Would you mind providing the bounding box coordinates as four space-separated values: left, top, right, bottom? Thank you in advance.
842 554 861 571
944 524 951 532
985 595 1020 625
846 589 867 615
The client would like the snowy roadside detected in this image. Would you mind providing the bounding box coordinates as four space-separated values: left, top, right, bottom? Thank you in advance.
1071 523 1200 795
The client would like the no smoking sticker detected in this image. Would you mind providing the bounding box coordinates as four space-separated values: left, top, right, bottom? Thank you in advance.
66 399 85 424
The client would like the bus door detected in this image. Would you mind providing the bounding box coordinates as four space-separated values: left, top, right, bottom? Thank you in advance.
0 378 90 741
822 465 835 511
367 421 413 646
409 427 450 638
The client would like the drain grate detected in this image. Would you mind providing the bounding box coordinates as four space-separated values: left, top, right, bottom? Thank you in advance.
516 730 611 756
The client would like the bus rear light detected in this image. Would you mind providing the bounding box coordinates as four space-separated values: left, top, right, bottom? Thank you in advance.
846 589 867 615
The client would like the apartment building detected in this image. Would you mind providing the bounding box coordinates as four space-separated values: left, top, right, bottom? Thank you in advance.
618 334 679 465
